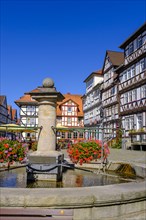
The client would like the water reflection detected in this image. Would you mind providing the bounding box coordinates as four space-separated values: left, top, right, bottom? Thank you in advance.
0 167 130 188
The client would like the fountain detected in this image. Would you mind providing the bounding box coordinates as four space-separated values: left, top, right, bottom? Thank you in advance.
26 78 65 182
0 78 146 220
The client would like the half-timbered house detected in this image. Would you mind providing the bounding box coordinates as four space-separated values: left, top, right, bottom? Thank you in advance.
118 22 146 149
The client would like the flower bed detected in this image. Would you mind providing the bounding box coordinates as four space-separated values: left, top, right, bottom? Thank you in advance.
67 140 110 165
0 138 28 166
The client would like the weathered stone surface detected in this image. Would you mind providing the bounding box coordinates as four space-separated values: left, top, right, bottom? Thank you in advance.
1 181 146 220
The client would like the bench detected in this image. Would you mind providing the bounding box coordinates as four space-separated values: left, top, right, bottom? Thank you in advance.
0 208 73 220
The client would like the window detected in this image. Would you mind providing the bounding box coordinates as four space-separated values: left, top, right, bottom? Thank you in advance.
141 85 146 98
30 118 35 126
27 117 30 125
27 106 35 116
86 78 93 90
26 117 35 126
127 69 131 79
137 114 143 129
94 90 99 99
140 59 145 72
132 90 137 100
73 131 78 139
79 132 84 138
119 73 124 82
125 93 128 103
124 72 127 81
61 133 65 138
129 91 132 102
125 46 129 57
68 107 72 112
131 65 135 77
67 117 71 124
111 86 115 95
129 42 134 54
68 132 72 138
137 35 142 48
125 116 134 130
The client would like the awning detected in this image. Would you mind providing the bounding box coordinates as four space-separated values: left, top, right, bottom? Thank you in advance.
0 124 38 133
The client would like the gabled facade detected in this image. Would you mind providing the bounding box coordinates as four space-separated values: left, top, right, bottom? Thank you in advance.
56 93 84 141
118 22 146 146
0 96 8 125
82 70 103 139
15 93 38 140
102 51 124 139
57 93 84 127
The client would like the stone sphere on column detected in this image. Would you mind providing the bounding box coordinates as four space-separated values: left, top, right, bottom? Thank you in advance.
43 78 54 88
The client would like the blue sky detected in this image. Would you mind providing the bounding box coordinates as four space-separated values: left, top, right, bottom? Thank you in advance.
0 0 146 111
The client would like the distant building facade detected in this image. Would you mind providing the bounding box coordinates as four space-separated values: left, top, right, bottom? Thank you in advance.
0 96 8 125
82 70 103 139
0 96 18 125
0 95 18 137
82 22 146 149
118 22 146 148
15 92 84 141
102 51 124 140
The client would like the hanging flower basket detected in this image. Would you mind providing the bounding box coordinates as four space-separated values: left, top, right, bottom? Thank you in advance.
67 140 110 165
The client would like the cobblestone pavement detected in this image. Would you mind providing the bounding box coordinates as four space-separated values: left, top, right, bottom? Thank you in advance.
61 148 146 165
108 148 146 165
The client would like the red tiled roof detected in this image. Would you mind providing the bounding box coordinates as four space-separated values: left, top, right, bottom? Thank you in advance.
7 105 12 114
15 94 38 106
12 109 17 120
15 93 83 117
92 69 102 75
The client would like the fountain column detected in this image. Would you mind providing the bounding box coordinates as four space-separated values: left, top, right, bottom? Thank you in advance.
27 78 65 182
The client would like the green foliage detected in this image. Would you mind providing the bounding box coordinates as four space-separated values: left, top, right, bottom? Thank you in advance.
31 141 37 151
111 139 122 149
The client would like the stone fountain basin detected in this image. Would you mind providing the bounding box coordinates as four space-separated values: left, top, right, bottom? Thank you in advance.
1 161 146 220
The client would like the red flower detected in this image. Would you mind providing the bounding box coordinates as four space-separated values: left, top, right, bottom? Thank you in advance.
19 158 23 161
4 144 9 148
67 139 109 165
